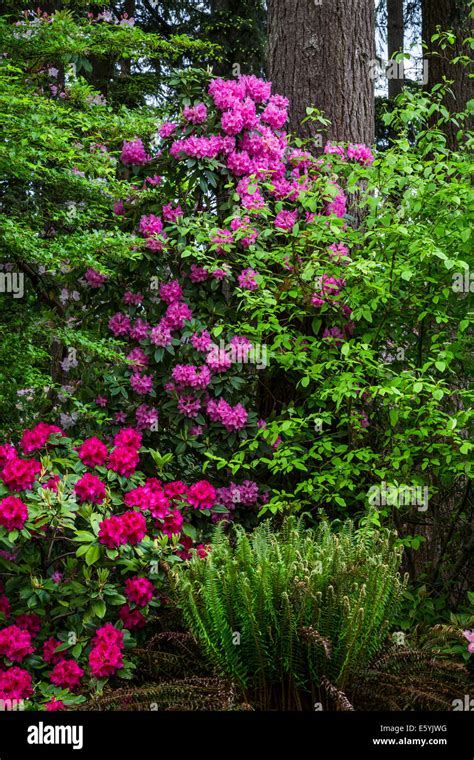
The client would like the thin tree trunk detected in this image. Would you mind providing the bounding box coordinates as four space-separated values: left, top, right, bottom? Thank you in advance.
422 0 473 149
387 0 404 98
267 0 375 145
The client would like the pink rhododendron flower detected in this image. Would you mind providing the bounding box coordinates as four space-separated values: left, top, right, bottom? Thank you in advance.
123 291 143 306
206 346 232 372
89 640 124 678
125 480 169 519
49 659 84 690
74 473 106 505
113 428 142 450
136 404 159 430
238 268 259 291
130 372 154 395
239 74 272 103
125 577 154 607
162 202 183 223
84 268 107 288
463 629 474 654
163 301 192 330
189 264 208 283
324 142 346 159
139 214 163 238
177 394 201 418
159 122 178 138
0 625 34 662
129 319 150 342
120 510 147 544
98 515 126 548
0 496 28 531
46 698 66 711
119 604 146 630
0 667 33 701
1 458 41 492
127 348 148 368
159 280 183 304
0 444 16 469
347 143 374 166
163 481 188 500
95 396 108 407
120 139 150 166
108 446 140 477
191 331 212 352
108 312 131 337
43 474 60 492
186 480 216 510
77 437 108 468
43 637 63 665
150 321 173 347
20 423 63 454
183 102 207 124
160 508 184 537
274 209 298 231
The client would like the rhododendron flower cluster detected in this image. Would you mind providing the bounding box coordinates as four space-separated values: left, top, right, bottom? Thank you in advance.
98 510 147 548
89 624 124 678
20 422 63 454
125 577 154 607
0 667 33 701
0 496 28 531
1 457 41 492
74 473 106 504
0 624 35 662
120 138 150 166
50 659 84 690
77 436 108 467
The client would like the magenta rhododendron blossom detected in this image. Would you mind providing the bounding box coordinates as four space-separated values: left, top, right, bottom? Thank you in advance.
45 698 66 711
120 138 150 166
186 480 216 510
113 428 142 449
124 577 154 607
118 604 146 630
84 268 107 288
0 624 34 661
49 659 84 690
20 423 63 454
43 637 63 665
463 629 474 654
74 473 106 504
107 445 140 477
0 496 28 531
77 436 108 467
1 458 41 492
238 268 259 291
0 667 33 701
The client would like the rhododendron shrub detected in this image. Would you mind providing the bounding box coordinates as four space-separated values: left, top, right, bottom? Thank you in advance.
50 75 471 566
59 71 371 488
0 423 253 708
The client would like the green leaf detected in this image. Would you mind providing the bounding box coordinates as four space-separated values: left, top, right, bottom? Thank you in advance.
93 601 106 619
85 544 101 566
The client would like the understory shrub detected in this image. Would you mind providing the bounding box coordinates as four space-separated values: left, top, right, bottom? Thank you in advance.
0 422 243 709
175 517 407 709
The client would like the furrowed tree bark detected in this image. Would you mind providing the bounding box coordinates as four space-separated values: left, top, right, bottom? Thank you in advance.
267 0 375 145
422 0 473 149
387 0 404 98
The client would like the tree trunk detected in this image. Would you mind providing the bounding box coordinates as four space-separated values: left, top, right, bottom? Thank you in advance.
267 0 375 145
387 0 404 98
422 0 473 149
